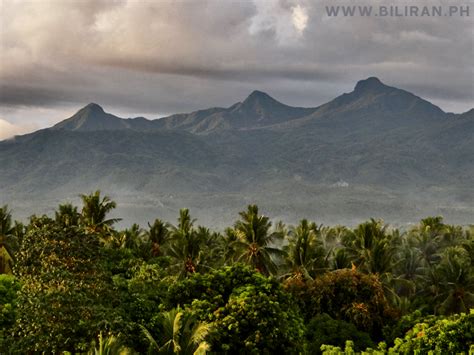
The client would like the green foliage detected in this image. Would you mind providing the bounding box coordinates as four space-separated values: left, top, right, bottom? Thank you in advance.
142 307 210 354
324 311 474 354
343 219 396 275
169 264 305 353
436 246 474 315
0 204 22 267
167 209 221 277
389 310 474 354
287 269 396 337
382 310 426 346
232 205 285 276
146 219 171 258
0 205 14 237
320 340 386 355
114 261 170 325
88 332 133 355
11 217 125 353
0 274 21 351
3 194 474 353
306 314 374 354
55 203 80 227
105 257 172 352
80 190 121 233
167 264 268 309
284 219 327 280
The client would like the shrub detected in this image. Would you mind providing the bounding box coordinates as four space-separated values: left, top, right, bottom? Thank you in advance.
389 310 474 354
286 269 397 338
168 264 305 353
0 275 21 351
306 313 374 354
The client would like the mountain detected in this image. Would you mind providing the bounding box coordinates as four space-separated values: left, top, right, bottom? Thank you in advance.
53 103 127 131
50 90 316 135
322 76 445 120
1 77 473 227
52 103 157 132
49 77 448 135
155 90 316 133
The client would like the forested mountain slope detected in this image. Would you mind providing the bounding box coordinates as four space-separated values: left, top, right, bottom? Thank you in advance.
1 77 473 226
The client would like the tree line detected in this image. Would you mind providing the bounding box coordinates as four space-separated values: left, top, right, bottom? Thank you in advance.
0 191 473 353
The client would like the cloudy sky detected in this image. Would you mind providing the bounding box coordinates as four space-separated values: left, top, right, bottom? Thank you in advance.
0 0 473 139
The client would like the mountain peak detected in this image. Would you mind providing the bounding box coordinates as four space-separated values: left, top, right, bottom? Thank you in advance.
354 77 388 93
247 90 271 98
52 103 127 131
82 102 105 113
73 102 107 122
243 90 280 106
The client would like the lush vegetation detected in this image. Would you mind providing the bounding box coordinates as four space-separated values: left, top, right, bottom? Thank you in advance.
0 193 473 353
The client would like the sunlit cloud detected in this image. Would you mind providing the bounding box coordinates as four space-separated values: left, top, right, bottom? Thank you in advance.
292 5 308 35
249 1 308 44
0 119 38 140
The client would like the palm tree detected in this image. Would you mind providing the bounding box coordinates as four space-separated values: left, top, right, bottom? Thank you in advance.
80 191 121 233
88 332 133 355
146 219 170 257
0 205 14 237
141 307 210 355
439 224 465 248
0 205 20 273
122 223 145 250
284 219 325 280
409 216 447 267
344 219 395 275
318 225 352 271
168 209 208 276
391 239 424 298
419 216 446 236
55 203 80 227
435 246 474 315
400 217 450 305
232 205 285 276
222 228 241 262
331 248 352 270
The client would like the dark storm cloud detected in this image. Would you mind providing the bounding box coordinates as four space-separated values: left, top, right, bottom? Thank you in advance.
0 85 69 107
0 0 472 132
96 58 343 82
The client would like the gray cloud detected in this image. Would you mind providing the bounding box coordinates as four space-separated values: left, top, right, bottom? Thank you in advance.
0 0 472 129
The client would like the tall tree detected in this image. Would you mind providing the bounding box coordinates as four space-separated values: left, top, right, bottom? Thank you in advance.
344 219 395 275
0 205 14 238
284 219 325 280
80 191 121 233
12 216 123 353
435 246 474 315
168 209 208 276
55 203 80 227
146 219 170 257
232 205 284 275
0 205 20 273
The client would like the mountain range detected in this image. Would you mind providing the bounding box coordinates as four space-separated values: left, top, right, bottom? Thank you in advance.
1 77 473 227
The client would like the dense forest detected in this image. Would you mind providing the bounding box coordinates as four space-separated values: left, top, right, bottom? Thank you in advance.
0 191 473 354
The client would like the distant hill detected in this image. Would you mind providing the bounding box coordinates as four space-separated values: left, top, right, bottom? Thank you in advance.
1 77 473 227
52 102 157 131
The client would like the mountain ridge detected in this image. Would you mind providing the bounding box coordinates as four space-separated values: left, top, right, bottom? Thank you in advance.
42 77 470 136
1 77 473 226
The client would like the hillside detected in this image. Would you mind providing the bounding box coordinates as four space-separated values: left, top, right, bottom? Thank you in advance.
1 77 473 227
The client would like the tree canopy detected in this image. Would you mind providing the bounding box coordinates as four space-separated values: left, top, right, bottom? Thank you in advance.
1 193 472 353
